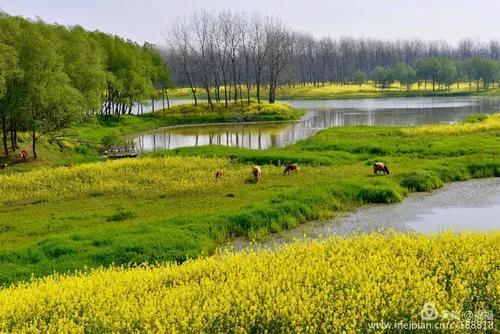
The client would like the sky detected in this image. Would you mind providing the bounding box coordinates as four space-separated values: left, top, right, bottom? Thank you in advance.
1 0 499 45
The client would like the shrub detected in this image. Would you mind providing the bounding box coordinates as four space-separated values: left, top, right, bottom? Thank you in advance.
398 171 443 191
463 114 488 123
356 184 402 203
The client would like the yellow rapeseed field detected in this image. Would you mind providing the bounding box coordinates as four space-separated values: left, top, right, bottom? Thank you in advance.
0 232 497 333
0 156 280 205
401 114 500 137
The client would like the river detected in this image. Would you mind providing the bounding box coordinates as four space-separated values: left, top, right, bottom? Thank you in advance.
131 96 500 153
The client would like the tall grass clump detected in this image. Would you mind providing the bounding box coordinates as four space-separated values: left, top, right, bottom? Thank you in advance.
398 171 443 192
467 161 500 178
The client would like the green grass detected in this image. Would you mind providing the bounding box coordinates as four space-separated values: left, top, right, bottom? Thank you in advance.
0 114 498 284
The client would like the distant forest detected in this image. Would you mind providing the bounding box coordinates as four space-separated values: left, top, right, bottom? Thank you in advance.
163 11 500 104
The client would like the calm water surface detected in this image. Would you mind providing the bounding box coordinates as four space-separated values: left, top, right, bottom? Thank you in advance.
132 96 500 153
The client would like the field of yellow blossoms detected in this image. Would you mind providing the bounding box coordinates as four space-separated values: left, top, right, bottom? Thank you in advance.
0 156 283 205
401 113 500 136
0 232 497 333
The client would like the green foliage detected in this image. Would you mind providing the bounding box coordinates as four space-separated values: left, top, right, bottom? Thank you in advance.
352 70 368 89
467 161 500 178
464 114 489 123
0 14 171 158
371 66 394 90
392 62 417 90
398 171 443 192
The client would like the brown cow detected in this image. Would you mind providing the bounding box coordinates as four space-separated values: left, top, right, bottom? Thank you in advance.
284 163 298 175
373 162 390 175
215 170 224 181
252 165 262 182
20 150 28 162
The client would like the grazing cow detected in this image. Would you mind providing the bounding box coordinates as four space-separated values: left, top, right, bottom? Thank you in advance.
252 165 262 182
215 170 224 181
20 150 28 162
0 163 7 169
373 162 390 175
64 163 74 168
284 163 298 175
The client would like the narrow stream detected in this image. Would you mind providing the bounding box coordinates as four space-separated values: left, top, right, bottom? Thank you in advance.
229 178 500 251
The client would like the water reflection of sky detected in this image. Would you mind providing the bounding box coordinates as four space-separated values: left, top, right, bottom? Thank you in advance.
407 205 500 233
132 96 500 153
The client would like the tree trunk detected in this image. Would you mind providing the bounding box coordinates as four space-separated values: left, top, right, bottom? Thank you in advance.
10 122 17 151
1 116 8 156
205 86 214 111
162 89 165 110
165 89 170 109
32 131 37 159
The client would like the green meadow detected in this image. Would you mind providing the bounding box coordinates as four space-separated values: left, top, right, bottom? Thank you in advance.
0 113 498 284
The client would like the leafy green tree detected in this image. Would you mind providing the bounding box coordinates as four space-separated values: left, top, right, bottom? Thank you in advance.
436 58 457 91
0 16 22 155
478 59 499 90
352 70 367 91
460 59 476 92
18 24 84 158
0 44 18 155
372 66 393 91
415 57 443 91
57 26 107 113
392 63 417 91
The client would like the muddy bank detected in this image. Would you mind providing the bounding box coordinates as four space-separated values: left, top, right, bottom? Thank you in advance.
229 178 500 251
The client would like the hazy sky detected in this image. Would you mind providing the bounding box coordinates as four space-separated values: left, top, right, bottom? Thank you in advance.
1 0 499 45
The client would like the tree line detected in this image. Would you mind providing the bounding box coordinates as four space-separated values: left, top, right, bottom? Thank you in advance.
365 57 500 92
165 11 500 105
0 13 170 158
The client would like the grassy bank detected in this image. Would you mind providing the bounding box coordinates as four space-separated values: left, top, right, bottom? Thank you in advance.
0 114 498 284
168 82 500 100
1 101 302 172
0 232 498 333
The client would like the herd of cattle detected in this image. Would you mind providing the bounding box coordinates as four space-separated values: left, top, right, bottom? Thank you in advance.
215 162 390 182
1 147 392 183
0 146 392 180
1 159 391 180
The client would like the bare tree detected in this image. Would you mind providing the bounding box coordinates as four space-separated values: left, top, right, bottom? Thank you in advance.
169 17 198 105
266 19 294 103
191 11 214 110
